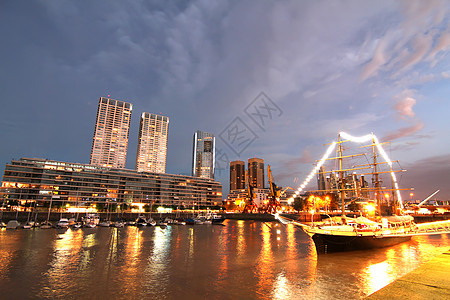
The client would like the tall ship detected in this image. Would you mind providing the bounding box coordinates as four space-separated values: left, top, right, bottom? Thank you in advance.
277 132 450 254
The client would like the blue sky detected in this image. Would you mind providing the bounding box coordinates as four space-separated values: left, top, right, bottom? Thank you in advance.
1 0 449 200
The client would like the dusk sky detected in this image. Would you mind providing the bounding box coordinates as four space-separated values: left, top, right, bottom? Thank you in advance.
1 0 449 201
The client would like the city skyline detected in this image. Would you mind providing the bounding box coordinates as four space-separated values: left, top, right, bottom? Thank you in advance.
1 1 449 200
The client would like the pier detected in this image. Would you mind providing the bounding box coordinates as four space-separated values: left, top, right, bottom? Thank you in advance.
367 248 450 299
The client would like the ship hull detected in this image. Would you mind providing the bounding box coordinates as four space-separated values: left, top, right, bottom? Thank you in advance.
312 232 411 254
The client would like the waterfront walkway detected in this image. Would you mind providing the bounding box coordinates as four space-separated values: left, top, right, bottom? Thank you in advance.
367 248 450 299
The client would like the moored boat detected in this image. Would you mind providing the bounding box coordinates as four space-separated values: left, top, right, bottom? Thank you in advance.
56 218 70 228
98 220 112 227
40 221 53 229
6 220 20 229
136 216 148 227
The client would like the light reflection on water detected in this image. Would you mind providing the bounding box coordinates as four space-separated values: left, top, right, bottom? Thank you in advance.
0 221 449 299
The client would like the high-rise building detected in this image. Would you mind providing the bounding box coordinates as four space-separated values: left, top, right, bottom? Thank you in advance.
318 166 327 191
248 158 264 189
90 97 132 168
230 160 245 190
136 112 169 173
192 130 215 179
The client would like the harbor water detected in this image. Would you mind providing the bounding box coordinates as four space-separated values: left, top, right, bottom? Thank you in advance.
1 220 449 299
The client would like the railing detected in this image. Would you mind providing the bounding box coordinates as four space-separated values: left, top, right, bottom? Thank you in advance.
415 220 450 233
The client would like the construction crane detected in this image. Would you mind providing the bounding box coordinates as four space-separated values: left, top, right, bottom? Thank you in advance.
243 170 258 213
263 165 282 213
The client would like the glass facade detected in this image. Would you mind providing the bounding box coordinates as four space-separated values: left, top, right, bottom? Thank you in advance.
1 158 222 210
192 130 215 179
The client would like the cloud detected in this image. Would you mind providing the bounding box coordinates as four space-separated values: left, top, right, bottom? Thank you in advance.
394 96 417 119
360 1 449 81
427 30 450 64
382 121 424 141
398 34 433 71
360 38 388 81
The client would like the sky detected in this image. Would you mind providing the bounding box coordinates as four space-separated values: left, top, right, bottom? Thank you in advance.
1 0 449 201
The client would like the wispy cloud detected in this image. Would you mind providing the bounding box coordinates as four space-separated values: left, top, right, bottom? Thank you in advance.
382 121 424 141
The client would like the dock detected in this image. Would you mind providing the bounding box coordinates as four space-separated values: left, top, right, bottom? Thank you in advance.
367 248 450 299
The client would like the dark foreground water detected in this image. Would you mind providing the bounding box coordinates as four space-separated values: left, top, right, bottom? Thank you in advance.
1 220 449 300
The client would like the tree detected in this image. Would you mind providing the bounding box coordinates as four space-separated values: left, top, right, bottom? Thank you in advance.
293 196 308 212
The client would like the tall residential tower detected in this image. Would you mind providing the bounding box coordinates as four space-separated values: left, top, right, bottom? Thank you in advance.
136 113 169 173
90 97 132 168
248 158 264 188
230 160 245 190
192 130 215 179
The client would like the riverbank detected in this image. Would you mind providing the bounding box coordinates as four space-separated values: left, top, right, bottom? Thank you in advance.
367 248 450 299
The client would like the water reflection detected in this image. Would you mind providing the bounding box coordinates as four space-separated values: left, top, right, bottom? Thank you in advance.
40 229 84 298
0 223 448 299
143 227 172 297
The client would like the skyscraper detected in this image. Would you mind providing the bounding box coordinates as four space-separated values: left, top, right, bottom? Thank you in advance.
230 160 245 190
248 158 264 188
192 130 215 179
90 97 132 168
318 166 327 191
136 112 169 173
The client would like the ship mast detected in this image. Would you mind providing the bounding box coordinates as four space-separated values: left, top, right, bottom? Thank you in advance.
338 134 346 216
372 134 382 216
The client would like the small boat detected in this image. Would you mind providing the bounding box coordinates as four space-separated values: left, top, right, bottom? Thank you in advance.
98 220 112 227
22 222 33 229
126 221 136 226
40 221 53 229
112 220 125 228
6 220 20 229
147 218 156 226
56 218 70 228
173 219 186 225
163 217 174 224
0 221 6 228
185 218 196 225
136 217 148 227
82 213 100 226
210 213 225 224
156 220 168 228
68 218 77 226
71 222 82 229
84 222 97 228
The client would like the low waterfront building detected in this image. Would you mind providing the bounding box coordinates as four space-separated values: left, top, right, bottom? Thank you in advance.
0 158 222 211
